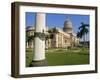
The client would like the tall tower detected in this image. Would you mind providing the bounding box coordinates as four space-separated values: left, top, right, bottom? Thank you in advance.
63 18 73 34
63 18 73 47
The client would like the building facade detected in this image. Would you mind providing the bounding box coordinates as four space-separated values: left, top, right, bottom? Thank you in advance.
26 19 79 49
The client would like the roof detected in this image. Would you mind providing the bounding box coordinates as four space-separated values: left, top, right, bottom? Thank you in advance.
26 26 35 31
63 19 73 29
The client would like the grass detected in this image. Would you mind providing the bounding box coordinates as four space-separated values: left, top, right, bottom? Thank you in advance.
26 48 89 67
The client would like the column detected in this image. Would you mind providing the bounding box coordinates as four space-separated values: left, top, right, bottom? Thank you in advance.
29 12 50 67
30 13 47 67
33 13 45 61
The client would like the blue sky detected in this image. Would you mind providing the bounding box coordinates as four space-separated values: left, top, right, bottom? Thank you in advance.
26 12 89 33
26 12 90 41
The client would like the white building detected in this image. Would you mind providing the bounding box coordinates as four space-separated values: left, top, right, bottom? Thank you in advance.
26 18 79 49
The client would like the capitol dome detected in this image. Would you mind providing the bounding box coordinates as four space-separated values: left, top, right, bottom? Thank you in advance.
63 18 73 34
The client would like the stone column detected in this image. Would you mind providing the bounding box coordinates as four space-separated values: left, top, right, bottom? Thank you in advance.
34 13 45 61
30 13 47 67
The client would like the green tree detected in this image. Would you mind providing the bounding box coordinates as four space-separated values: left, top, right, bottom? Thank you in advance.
45 33 50 49
45 27 59 48
77 22 89 46
26 32 34 48
26 33 34 42
48 27 58 39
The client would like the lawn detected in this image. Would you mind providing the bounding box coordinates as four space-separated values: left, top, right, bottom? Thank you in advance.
26 48 89 67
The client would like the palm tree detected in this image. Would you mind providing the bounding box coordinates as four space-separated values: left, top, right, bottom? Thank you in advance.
45 32 50 49
77 22 89 46
48 27 58 39
52 27 59 34
46 27 59 48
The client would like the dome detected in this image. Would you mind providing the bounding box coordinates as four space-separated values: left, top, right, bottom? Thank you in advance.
63 18 73 34
64 19 73 29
